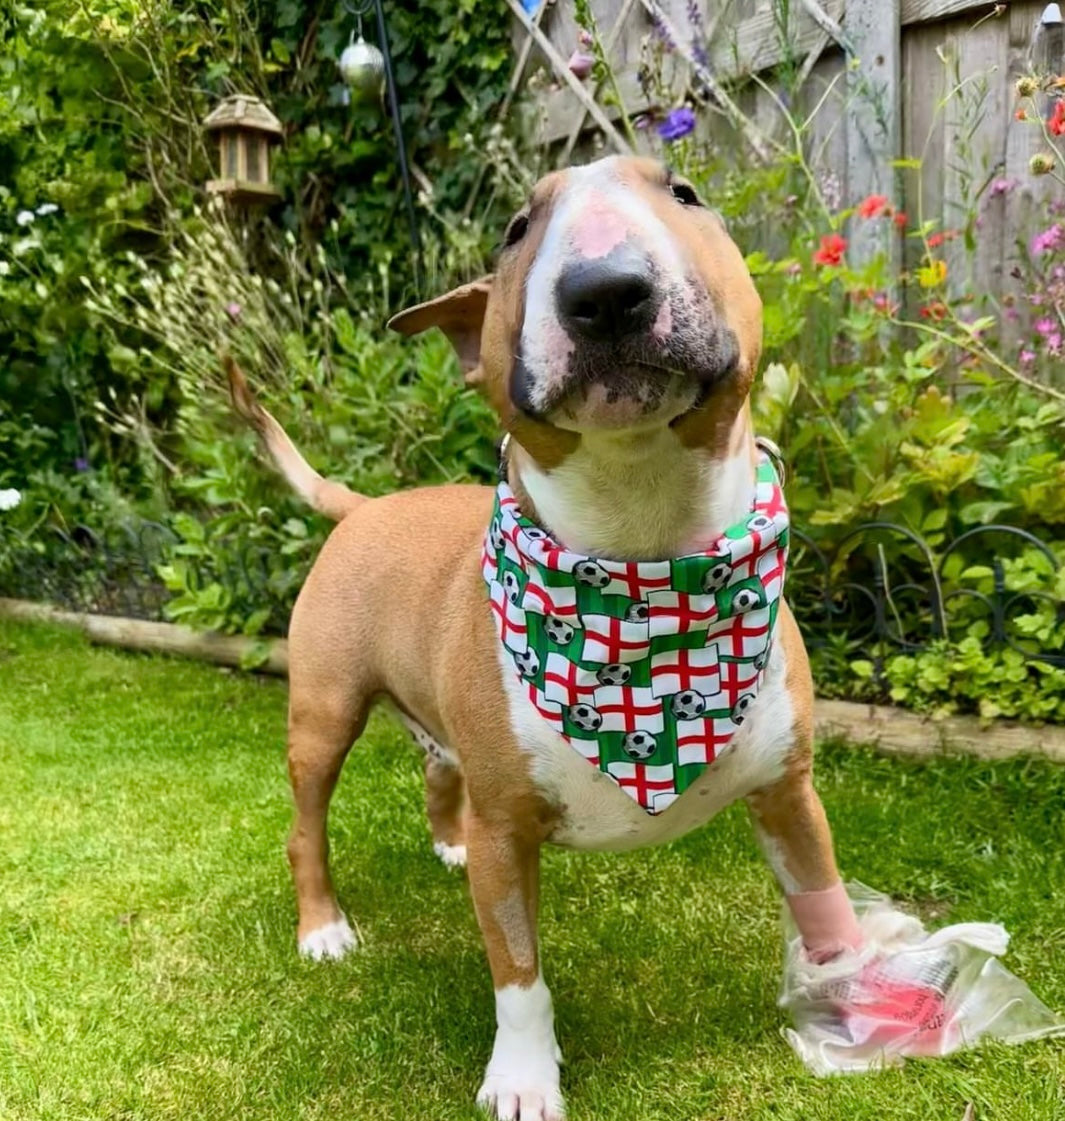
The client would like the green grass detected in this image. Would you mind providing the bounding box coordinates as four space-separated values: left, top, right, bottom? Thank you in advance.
1 618 1063 1121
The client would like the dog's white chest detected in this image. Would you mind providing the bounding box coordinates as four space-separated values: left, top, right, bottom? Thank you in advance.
497 643 796 851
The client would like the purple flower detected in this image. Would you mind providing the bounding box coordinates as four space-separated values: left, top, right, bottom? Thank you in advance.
657 106 696 142
567 49 594 80
1035 316 1056 337
989 177 1018 197
74 456 90 472
685 0 704 33
650 14 675 51
225 301 243 320
1031 224 1064 255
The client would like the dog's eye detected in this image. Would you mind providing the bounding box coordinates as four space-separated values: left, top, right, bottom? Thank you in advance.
669 181 703 207
503 213 529 248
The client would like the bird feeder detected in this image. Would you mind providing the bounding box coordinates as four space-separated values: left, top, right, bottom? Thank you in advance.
203 94 283 205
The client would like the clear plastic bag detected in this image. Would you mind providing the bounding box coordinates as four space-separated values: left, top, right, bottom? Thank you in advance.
780 882 1065 1075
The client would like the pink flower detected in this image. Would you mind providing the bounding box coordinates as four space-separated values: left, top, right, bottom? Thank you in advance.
1035 317 1056 336
1020 348 1036 365
567 49 594 80
226 301 242 319
989 177 1018 197
1031 224 1064 255
1048 333 1063 354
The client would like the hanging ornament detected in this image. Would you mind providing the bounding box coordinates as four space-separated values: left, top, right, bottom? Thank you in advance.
339 21 385 103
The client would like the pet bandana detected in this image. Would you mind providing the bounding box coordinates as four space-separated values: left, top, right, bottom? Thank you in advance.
482 453 789 815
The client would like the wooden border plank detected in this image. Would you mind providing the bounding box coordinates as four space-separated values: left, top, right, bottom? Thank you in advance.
0 599 289 676
814 698 1065 763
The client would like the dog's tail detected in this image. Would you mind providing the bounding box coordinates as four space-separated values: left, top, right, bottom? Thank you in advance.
225 356 365 523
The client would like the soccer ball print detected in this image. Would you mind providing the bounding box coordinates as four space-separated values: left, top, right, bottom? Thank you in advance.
482 456 789 813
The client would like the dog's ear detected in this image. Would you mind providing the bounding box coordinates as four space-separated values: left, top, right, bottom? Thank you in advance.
387 275 493 376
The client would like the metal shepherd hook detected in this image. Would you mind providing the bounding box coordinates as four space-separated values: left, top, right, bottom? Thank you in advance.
340 0 423 296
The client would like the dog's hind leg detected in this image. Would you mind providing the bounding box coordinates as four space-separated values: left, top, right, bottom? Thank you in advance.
286 682 367 961
424 756 467 868
395 711 468 868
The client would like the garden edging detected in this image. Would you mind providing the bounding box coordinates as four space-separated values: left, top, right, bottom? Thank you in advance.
4 597 1064 765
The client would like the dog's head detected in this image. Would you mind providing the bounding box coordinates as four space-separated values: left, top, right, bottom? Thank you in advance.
390 156 761 462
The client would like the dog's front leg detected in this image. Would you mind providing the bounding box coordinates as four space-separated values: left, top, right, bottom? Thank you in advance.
746 765 863 961
467 812 563 1121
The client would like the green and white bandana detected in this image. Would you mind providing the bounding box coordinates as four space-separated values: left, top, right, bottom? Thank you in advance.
482 455 789 815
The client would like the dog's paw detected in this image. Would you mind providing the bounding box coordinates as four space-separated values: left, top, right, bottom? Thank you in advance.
476 1070 564 1121
477 979 563 1121
433 841 468 869
298 917 358 961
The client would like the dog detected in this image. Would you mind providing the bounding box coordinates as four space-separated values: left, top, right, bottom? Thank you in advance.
229 156 863 1120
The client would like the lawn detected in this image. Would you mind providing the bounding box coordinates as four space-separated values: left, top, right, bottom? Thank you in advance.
1 618 1063 1121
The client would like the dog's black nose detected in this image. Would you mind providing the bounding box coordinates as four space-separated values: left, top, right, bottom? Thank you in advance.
556 250 657 341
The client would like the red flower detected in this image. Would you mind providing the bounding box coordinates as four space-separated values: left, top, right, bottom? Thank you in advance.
927 232 945 248
920 301 948 321
857 193 890 219
812 233 847 267
893 211 908 230
1050 100 1065 137
1016 108 1028 121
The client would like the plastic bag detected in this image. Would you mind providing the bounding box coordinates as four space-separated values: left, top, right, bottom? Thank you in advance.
780 882 1065 1075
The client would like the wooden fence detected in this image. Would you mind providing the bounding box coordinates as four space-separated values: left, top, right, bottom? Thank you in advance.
507 0 1064 304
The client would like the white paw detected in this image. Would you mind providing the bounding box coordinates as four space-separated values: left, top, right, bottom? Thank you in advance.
433 841 468 869
476 1070 564 1121
298 917 358 960
477 979 564 1120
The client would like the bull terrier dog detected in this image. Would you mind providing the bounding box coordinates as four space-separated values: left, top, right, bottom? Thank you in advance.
229 156 863 1120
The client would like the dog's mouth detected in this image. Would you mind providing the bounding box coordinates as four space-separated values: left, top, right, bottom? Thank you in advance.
512 323 737 432
545 362 703 432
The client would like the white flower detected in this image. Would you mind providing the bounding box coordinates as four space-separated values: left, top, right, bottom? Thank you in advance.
0 261 9 277
15 210 34 227
36 203 59 216
0 488 22 511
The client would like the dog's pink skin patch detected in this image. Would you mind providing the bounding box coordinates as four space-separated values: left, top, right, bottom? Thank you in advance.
579 382 654 426
652 300 673 341
540 320 575 378
787 882 865 963
569 191 632 260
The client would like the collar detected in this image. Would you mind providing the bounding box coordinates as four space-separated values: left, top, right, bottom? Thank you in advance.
481 450 790 815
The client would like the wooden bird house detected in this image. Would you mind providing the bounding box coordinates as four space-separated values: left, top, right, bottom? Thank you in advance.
203 94 283 205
